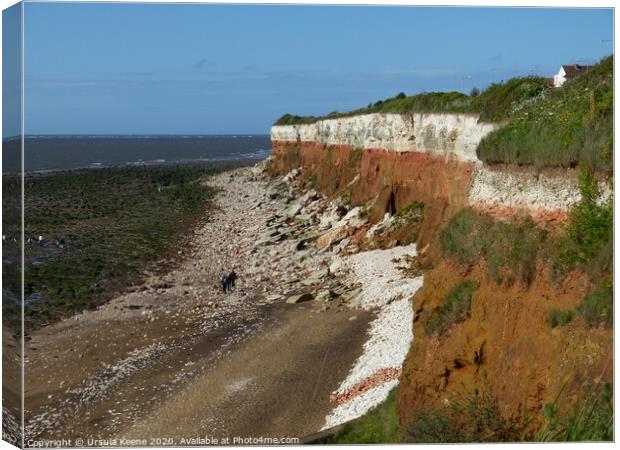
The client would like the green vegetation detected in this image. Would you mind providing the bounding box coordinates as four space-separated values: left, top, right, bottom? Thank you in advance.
553 167 613 328
395 200 425 241
275 76 549 125
398 200 425 219
321 388 401 444
403 379 612 443
555 167 613 278
537 383 613 441
577 278 613 328
441 209 547 286
547 309 574 328
425 280 479 336
441 167 613 329
348 147 363 166
478 56 613 170
322 380 612 443
325 145 334 165
2 164 236 330
308 173 318 189
404 379 531 442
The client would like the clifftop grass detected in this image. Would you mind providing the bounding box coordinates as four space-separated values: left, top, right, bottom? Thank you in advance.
275 76 549 125
477 56 613 171
275 56 612 171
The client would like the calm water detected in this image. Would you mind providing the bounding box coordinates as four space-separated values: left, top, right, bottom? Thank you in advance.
2 135 272 173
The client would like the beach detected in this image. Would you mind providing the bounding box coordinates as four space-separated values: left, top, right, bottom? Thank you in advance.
10 161 421 444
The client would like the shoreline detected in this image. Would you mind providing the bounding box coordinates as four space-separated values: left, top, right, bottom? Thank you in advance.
2 156 269 177
3 161 264 331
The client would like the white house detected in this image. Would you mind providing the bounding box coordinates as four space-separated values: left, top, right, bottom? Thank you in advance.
553 64 592 87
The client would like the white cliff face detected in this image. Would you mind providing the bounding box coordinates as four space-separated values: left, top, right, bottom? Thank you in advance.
469 167 611 215
469 167 581 213
271 113 499 162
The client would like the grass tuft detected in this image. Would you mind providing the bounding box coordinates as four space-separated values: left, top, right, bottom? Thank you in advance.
323 388 401 444
577 278 613 328
537 382 613 441
404 378 531 442
425 280 479 336
547 309 574 328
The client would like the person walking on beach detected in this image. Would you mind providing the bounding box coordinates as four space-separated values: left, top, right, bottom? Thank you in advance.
220 270 229 294
228 269 237 291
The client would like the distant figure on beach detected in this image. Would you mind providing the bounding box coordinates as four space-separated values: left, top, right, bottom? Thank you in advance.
38 235 44 246
228 269 237 291
58 238 65 249
220 270 229 293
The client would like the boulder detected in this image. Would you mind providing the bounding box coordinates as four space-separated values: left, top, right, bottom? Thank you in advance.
265 294 284 302
301 268 330 286
365 212 396 239
333 237 351 254
341 288 363 304
336 206 368 229
315 289 336 303
329 258 343 275
286 292 314 304
318 203 346 230
283 168 301 183
332 284 348 296
316 226 349 250
286 201 304 219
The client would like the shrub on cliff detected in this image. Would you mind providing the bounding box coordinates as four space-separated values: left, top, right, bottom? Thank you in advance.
274 113 320 125
441 208 547 286
552 167 613 328
558 167 613 269
577 278 613 327
547 309 574 328
404 379 531 442
403 379 613 442
477 56 613 171
425 280 479 336
537 382 613 441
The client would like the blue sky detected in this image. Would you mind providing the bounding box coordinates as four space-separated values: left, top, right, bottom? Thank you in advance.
6 3 615 136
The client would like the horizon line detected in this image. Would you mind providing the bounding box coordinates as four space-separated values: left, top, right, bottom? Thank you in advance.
2 133 271 141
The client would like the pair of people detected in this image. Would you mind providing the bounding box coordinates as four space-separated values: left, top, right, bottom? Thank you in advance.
220 269 237 293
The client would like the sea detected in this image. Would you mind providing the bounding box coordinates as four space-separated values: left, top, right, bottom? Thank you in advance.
2 135 272 173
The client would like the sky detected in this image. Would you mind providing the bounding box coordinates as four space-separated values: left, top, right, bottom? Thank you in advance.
2 3 615 136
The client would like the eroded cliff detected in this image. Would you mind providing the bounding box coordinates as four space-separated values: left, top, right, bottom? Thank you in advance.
269 110 613 440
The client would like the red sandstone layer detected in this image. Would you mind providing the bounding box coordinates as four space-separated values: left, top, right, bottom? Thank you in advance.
270 140 572 226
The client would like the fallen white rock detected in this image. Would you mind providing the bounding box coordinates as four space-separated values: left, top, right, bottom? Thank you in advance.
322 244 423 430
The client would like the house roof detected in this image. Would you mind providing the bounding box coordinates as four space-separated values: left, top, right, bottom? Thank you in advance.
561 64 592 78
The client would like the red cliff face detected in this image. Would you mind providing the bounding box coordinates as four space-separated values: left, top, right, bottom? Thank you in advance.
270 140 473 259
269 135 612 437
396 261 612 431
